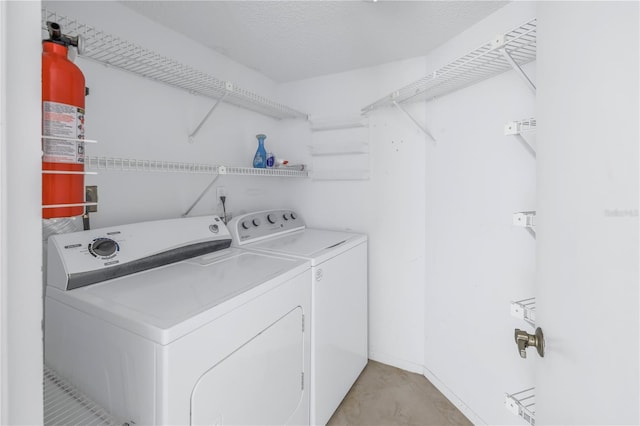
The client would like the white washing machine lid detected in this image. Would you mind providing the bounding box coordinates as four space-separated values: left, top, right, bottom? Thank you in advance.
46 248 309 345
244 228 367 265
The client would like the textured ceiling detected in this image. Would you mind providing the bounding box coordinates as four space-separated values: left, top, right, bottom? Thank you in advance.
122 1 508 83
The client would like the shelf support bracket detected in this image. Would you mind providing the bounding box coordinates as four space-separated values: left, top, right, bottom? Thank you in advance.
513 211 537 239
188 92 229 144
504 120 537 158
500 48 536 95
512 134 536 158
182 172 221 217
392 101 436 142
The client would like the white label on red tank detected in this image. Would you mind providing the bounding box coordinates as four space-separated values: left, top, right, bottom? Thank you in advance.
42 101 85 164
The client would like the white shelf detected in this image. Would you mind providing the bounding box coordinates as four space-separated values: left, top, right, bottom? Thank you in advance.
85 156 309 178
44 365 120 426
362 18 536 112
511 297 536 327
42 9 308 121
309 116 369 132
505 388 536 425
219 165 308 178
86 156 218 174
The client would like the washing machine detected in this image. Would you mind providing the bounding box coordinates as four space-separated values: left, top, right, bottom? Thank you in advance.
44 215 312 425
228 209 368 425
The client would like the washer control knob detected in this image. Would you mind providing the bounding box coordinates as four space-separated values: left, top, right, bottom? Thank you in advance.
267 214 277 224
283 213 290 221
89 238 118 257
209 224 219 234
241 220 251 230
290 212 297 220
252 218 261 227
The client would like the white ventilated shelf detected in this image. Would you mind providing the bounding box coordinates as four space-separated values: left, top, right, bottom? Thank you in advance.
505 388 536 425
85 156 218 174
44 366 120 426
85 156 308 177
42 9 308 121
362 18 536 112
219 165 308 178
511 297 536 326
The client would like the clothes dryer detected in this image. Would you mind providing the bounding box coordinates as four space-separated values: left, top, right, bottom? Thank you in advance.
45 215 311 425
229 210 368 425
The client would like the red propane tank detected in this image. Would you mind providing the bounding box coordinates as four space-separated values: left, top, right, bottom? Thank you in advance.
42 22 86 218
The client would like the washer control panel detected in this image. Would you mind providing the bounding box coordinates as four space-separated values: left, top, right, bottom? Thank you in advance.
229 210 305 245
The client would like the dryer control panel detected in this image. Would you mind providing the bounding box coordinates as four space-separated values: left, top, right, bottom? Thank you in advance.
47 215 231 291
228 210 305 245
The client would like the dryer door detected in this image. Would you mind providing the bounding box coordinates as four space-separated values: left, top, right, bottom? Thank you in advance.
191 307 305 425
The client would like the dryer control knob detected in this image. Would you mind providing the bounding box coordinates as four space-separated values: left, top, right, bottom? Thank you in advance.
89 238 118 258
267 214 277 224
252 218 261 227
283 213 290 220
241 220 251 230
290 212 297 220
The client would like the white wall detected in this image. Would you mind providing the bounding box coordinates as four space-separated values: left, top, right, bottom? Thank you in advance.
421 3 537 424
0 1 44 424
281 56 429 372
283 3 537 424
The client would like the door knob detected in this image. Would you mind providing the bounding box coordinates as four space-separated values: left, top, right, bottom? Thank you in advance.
514 327 545 358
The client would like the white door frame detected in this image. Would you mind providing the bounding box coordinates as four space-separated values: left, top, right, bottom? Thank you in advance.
0 1 44 424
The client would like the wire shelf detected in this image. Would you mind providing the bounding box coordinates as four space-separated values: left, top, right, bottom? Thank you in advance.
505 388 536 425
219 165 309 178
511 297 536 327
84 156 309 177
42 9 308 120
44 366 121 426
362 18 536 112
505 118 537 135
85 156 219 174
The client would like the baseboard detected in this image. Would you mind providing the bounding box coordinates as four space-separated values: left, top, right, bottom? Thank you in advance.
368 351 424 374
422 366 486 425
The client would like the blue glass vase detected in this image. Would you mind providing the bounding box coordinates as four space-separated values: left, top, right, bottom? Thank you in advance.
253 134 267 168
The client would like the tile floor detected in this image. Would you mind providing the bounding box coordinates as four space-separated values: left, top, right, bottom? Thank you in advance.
327 360 472 426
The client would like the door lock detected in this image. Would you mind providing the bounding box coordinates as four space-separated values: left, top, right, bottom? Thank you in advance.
514 327 545 358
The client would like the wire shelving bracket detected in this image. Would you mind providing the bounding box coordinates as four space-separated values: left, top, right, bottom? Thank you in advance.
361 18 536 113
41 9 309 122
505 388 536 425
505 118 537 157
513 211 536 238
392 101 436 141
511 297 536 327
188 91 229 144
